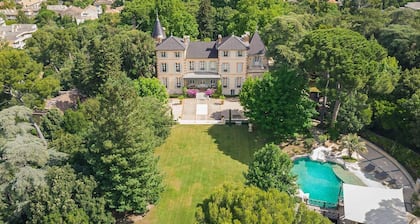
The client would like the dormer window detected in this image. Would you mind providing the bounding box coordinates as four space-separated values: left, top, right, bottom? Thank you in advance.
161 52 166 58
175 52 180 58
223 51 228 57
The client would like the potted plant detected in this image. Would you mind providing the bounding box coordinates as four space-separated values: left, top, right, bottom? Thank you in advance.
219 95 225 105
178 95 185 104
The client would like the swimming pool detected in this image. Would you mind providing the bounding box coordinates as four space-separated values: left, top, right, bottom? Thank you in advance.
291 157 342 208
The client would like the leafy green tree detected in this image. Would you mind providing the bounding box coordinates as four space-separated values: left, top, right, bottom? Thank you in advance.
35 8 58 27
293 203 332 224
347 8 390 38
85 74 172 213
118 30 156 79
40 109 63 140
197 0 216 39
336 92 372 133
297 28 387 129
0 106 66 223
26 166 114 224
377 24 420 69
16 10 33 23
134 77 168 103
120 0 155 30
339 133 367 157
263 13 313 67
214 6 237 37
245 143 297 195
0 48 59 108
371 68 420 149
231 0 290 34
240 67 316 141
196 184 331 224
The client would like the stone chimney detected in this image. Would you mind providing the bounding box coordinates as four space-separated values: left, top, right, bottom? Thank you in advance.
242 31 250 43
183 35 190 45
217 34 222 44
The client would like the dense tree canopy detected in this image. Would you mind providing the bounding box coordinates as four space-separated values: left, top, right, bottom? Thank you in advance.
245 144 296 194
240 67 316 141
26 166 114 224
134 77 168 103
0 48 59 108
297 28 389 130
0 106 64 222
196 184 331 224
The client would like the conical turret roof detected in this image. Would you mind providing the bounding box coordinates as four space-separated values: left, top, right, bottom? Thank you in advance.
152 15 166 39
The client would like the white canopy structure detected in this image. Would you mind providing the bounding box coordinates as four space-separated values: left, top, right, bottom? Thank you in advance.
343 184 407 224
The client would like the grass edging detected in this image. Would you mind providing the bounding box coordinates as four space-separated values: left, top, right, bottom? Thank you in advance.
361 130 420 179
332 165 366 186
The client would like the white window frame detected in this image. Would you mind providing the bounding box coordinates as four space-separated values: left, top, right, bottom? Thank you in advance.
223 51 228 57
210 62 216 71
222 77 228 88
237 50 243 57
189 61 195 71
222 63 229 73
175 63 181 72
176 77 182 88
253 56 261 66
237 63 243 73
175 52 180 58
162 77 168 88
235 77 242 88
199 61 205 71
161 51 166 58
161 63 167 72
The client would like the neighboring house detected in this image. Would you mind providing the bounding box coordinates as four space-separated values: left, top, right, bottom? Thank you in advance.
47 5 101 24
0 23 37 48
153 17 269 96
94 0 115 6
0 9 18 20
15 0 45 9
405 2 420 10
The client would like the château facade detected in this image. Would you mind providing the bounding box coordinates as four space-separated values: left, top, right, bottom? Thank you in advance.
152 17 269 95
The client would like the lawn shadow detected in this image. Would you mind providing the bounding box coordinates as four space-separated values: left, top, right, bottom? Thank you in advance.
207 125 268 166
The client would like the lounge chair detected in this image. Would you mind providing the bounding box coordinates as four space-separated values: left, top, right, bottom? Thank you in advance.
383 178 400 188
374 171 389 180
363 163 375 172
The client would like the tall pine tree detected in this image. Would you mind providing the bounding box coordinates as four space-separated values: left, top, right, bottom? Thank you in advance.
85 73 171 214
197 0 215 39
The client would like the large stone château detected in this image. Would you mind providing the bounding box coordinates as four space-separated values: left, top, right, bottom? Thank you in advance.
152 17 269 95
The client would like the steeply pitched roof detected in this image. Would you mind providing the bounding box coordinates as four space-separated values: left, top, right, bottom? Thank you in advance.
156 36 186 51
248 32 266 55
218 35 248 50
186 41 218 58
152 16 166 39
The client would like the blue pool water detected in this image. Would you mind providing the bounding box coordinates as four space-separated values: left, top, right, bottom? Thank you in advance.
291 157 342 207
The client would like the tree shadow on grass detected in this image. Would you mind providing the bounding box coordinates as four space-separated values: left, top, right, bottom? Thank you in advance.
207 125 269 166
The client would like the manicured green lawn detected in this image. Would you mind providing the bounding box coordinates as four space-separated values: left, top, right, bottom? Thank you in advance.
140 125 266 224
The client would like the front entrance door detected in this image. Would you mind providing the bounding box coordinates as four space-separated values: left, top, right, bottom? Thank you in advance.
230 89 235 96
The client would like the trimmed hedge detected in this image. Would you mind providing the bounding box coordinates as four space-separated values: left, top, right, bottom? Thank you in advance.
361 130 420 179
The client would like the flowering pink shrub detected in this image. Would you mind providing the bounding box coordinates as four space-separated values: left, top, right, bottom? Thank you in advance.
187 89 198 97
205 89 215 97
